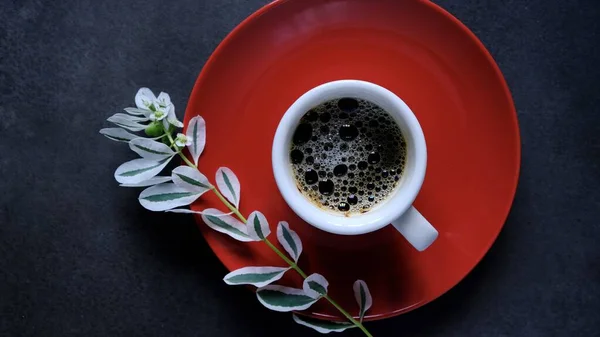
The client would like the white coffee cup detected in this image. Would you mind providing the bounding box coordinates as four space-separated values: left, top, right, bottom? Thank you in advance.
272 80 438 251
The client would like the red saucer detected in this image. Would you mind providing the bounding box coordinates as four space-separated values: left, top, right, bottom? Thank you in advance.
184 0 520 321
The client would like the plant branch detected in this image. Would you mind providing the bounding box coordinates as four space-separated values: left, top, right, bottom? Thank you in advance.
175 147 372 336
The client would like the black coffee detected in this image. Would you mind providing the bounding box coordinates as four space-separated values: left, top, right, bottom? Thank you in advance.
289 98 407 214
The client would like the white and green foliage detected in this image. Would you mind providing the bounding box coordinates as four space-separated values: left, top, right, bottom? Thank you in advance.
201 209 253 242
277 221 303 262
247 211 270 241
256 285 319 312
353 280 373 322
101 88 374 336
224 266 289 288
216 167 241 208
293 314 355 334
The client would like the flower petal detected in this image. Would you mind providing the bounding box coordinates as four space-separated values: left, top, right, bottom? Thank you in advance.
135 87 157 110
166 105 184 128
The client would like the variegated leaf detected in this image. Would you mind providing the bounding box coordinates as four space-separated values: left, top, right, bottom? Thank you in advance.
138 183 202 211
292 314 354 334
201 208 251 242
303 273 329 299
100 128 140 142
223 266 289 288
215 167 241 208
114 157 172 184
256 285 318 312
277 222 303 262
129 138 175 160
107 114 148 131
162 105 183 130
108 112 149 122
166 208 232 216
247 211 270 241
353 280 373 322
185 115 206 165
119 176 172 187
124 107 151 116
171 166 211 194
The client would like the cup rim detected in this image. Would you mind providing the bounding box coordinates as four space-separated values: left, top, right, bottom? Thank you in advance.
272 80 427 235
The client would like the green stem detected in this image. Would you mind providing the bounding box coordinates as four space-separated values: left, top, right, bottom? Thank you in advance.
177 147 372 336
166 131 196 168
324 295 373 337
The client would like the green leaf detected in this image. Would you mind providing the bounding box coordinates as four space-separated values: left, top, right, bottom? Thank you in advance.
292 314 355 334
256 285 317 312
223 266 289 287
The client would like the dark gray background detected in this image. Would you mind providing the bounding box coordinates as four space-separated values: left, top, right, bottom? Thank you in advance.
1 0 599 336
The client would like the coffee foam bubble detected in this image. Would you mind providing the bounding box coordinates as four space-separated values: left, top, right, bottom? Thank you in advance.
290 98 407 215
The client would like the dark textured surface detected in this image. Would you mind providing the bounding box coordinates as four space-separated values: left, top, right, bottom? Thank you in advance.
1 0 599 336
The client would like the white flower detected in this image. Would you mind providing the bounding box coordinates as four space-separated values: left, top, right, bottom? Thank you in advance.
175 133 192 147
134 88 183 128
148 109 167 121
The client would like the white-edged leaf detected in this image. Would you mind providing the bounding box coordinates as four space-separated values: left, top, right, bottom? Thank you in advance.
224 266 289 288
303 273 329 299
135 87 157 110
292 314 355 334
138 183 201 211
119 176 171 187
129 138 175 159
353 280 373 322
256 285 318 312
215 167 241 208
247 211 270 241
186 115 206 165
107 115 148 131
201 208 252 242
108 112 149 122
277 221 303 262
100 128 140 142
166 208 233 216
114 157 173 184
171 166 211 193
124 107 151 116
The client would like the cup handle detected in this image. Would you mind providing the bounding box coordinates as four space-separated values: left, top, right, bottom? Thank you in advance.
391 206 438 251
